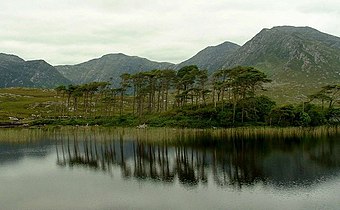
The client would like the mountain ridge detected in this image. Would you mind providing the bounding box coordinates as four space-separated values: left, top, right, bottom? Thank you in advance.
0 54 71 88
0 25 339 97
219 26 340 101
56 53 175 85
223 26 340 83
174 41 240 72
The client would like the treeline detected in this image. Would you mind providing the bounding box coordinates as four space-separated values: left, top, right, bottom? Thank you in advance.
51 65 339 128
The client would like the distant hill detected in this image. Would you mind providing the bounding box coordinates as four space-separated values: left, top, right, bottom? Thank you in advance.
0 53 71 88
56 53 174 85
175 41 240 72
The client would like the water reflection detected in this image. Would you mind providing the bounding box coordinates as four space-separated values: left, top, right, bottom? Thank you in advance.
0 141 52 165
0 128 339 210
55 134 340 189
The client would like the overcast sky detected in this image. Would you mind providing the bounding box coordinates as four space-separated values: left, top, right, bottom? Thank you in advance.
1 0 339 65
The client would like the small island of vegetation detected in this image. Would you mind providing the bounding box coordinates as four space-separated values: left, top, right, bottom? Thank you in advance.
0 65 339 128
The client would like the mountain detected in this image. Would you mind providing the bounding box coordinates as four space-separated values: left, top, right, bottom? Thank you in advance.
224 26 340 82
54 26 340 102
221 26 340 101
0 53 71 88
56 53 174 85
1 25 340 101
175 41 240 72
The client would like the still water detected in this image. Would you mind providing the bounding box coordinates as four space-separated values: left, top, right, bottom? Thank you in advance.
0 127 339 210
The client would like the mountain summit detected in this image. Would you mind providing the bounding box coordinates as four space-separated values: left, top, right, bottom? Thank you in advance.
56 53 174 85
223 26 340 84
175 41 240 72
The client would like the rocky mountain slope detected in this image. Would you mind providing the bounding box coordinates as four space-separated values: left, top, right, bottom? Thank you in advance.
220 26 340 101
0 53 71 88
56 53 174 85
175 41 240 72
224 26 340 84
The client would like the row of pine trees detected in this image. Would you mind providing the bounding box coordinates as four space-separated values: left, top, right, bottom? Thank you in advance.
55 66 270 117
53 65 339 126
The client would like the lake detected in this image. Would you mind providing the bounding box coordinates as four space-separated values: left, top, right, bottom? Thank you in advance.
0 127 339 210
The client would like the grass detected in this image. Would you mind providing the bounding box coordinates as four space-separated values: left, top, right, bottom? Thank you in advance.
0 87 58 121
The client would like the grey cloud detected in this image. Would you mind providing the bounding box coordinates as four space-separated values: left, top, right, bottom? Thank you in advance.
0 0 340 65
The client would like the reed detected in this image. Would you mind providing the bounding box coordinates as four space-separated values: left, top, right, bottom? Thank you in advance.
0 125 338 144
0 128 51 143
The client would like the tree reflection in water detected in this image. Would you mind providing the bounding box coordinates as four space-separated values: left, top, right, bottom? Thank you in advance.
55 134 340 189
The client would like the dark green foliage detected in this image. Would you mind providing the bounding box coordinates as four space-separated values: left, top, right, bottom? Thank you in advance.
236 96 276 123
294 112 312 127
268 100 338 127
146 96 275 128
303 104 326 126
216 109 234 127
31 115 139 127
326 108 340 125
269 105 296 126
149 105 219 128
